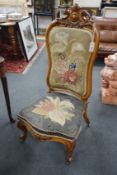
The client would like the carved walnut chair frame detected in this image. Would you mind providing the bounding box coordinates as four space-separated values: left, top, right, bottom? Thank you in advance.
17 4 99 163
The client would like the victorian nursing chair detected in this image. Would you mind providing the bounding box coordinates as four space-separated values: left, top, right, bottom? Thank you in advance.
17 4 99 163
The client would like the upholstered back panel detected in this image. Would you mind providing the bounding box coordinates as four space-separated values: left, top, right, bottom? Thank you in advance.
48 27 92 96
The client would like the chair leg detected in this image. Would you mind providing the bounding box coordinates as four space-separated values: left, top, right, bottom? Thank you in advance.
17 120 28 142
83 102 90 126
65 141 76 164
83 112 90 126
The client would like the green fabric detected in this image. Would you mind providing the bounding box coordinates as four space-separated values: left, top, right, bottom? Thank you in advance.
49 27 92 96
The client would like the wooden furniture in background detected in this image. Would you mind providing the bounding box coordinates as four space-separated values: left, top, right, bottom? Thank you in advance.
0 22 25 60
0 57 15 123
34 0 54 35
17 4 99 163
0 0 29 60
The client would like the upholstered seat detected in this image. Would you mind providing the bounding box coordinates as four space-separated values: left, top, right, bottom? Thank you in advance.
18 93 84 140
17 4 99 163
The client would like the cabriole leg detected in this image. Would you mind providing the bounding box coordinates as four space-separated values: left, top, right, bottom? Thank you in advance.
17 120 28 142
83 102 90 126
65 141 76 164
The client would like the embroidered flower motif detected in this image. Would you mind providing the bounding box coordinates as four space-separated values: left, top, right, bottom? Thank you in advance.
32 96 75 126
63 69 78 84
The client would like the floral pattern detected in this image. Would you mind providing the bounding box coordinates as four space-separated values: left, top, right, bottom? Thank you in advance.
32 96 75 126
49 27 92 95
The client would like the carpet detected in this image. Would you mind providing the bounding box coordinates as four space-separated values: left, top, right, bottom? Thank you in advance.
1 50 117 175
4 37 45 74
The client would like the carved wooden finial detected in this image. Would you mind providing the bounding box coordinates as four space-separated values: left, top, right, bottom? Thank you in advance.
70 3 80 13
57 4 93 29
67 4 80 22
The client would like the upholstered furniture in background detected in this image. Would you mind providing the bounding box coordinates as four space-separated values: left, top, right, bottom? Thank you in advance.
100 53 117 105
93 16 117 58
17 4 99 163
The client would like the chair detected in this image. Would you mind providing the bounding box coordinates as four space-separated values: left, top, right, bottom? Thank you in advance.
17 4 99 163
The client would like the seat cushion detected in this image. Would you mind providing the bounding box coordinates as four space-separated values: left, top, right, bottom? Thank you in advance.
18 93 84 140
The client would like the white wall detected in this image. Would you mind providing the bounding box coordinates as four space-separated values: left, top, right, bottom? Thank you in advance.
55 0 60 8
73 0 102 8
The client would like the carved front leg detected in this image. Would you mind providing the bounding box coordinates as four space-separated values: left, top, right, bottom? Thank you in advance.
65 141 76 164
17 120 28 142
83 102 90 126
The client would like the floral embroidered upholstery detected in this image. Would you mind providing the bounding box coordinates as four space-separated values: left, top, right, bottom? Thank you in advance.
18 93 84 140
49 27 92 96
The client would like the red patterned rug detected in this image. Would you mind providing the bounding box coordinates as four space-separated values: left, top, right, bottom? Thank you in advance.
4 40 45 74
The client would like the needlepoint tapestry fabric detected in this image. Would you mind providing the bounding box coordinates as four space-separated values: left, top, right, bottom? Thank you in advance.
18 93 84 140
49 27 92 96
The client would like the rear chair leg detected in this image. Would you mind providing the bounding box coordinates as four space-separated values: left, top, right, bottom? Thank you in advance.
83 102 90 126
17 120 28 142
83 112 90 126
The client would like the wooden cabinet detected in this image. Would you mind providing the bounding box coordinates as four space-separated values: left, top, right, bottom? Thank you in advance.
34 0 54 35
34 0 54 16
0 22 25 60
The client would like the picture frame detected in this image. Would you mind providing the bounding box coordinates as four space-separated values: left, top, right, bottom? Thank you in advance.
17 17 38 61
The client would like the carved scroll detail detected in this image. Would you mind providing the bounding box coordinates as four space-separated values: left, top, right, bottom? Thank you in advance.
57 4 93 29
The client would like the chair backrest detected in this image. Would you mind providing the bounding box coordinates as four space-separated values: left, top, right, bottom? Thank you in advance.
46 4 99 101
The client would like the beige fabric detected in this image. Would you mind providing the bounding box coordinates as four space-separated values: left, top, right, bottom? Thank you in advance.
49 27 92 96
